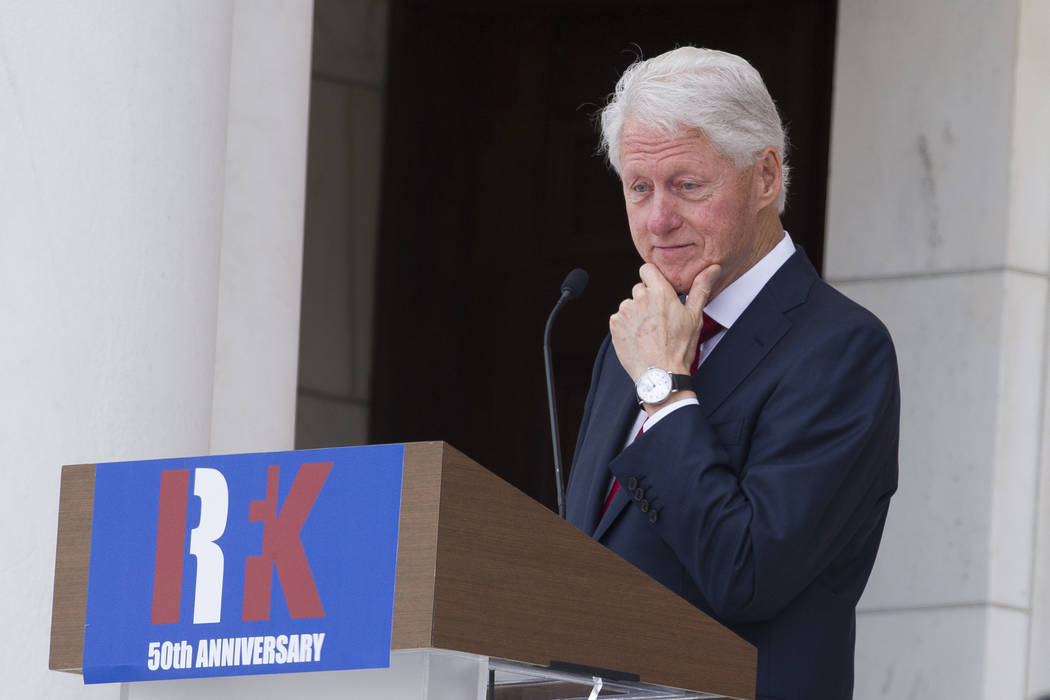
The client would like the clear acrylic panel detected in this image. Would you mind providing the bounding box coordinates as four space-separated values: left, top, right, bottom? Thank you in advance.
488 656 732 700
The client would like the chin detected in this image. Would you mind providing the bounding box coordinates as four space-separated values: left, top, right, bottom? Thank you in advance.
661 267 697 296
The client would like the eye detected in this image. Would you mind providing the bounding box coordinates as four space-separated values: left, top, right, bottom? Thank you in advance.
624 181 652 202
677 180 710 199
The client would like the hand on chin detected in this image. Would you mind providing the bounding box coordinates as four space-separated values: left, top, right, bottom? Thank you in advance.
651 262 698 296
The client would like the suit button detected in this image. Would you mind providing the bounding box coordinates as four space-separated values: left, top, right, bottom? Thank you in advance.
639 499 649 512
627 477 638 491
648 509 659 524
633 488 645 502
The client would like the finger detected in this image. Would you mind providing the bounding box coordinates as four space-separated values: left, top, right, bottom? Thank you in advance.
638 263 673 295
685 264 723 317
631 282 646 299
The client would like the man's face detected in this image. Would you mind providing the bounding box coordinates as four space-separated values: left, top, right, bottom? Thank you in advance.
619 121 765 296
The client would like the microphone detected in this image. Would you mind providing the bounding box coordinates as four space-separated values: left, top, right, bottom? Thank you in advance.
543 268 588 519
560 267 589 301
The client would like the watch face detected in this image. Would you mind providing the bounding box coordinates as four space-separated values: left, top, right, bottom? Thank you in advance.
636 368 672 404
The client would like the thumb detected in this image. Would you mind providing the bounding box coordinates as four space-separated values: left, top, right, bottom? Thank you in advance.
686 265 722 318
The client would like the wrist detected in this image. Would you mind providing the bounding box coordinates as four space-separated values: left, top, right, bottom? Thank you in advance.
642 390 697 416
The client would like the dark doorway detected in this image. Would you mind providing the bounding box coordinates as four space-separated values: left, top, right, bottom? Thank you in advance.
371 0 838 508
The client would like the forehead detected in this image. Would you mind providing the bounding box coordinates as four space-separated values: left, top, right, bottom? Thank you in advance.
619 122 731 176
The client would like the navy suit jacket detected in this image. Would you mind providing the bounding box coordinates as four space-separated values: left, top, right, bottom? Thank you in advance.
565 249 899 700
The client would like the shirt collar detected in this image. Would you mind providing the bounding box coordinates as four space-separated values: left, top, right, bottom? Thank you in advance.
704 231 795 329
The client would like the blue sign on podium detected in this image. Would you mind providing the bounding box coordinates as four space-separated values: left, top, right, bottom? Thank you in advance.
82 444 405 684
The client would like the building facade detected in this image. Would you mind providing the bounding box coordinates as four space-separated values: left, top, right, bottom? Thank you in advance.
2 0 1048 697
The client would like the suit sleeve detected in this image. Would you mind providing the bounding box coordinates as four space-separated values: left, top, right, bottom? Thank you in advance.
569 335 612 468
609 321 900 623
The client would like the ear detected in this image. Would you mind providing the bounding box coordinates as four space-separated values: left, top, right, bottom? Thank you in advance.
752 146 782 210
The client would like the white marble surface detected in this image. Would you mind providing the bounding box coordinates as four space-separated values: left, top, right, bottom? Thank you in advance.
842 274 1005 609
1027 322 1050 694
829 1 1050 697
0 4 236 698
986 272 1047 607
981 605 1033 700
211 0 313 455
0 2 313 696
1005 0 1050 273
826 0 1020 278
855 605 1027 700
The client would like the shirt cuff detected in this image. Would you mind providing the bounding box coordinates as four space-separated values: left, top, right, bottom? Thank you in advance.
642 397 700 431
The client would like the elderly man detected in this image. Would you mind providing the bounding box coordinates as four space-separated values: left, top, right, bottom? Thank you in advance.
565 47 899 699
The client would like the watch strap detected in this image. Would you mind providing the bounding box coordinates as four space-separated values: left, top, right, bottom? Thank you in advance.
669 373 694 392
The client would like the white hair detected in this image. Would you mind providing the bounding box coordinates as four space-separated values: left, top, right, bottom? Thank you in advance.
599 47 790 212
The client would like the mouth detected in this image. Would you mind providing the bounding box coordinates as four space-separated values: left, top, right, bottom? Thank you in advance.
652 243 695 257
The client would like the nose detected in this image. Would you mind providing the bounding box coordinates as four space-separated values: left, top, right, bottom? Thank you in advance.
647 189 682 236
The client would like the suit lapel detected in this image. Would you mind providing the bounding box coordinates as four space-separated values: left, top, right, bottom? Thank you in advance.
593 473 631 541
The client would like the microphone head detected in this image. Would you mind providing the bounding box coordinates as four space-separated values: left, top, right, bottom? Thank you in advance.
560 268 589 301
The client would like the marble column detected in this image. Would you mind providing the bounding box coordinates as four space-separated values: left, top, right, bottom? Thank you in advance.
825 0 1050 697
210 0 313 454
0 1 310 696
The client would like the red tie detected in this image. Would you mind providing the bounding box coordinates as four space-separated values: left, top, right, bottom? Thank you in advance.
601 313 723 516
692 313 723 372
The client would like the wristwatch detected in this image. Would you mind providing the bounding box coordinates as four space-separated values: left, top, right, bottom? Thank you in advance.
635 367 694 405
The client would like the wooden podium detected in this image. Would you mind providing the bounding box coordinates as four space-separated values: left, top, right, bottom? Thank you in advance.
50 441 756 699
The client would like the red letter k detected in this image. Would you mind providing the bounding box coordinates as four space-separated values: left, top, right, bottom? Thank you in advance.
242 461 332 621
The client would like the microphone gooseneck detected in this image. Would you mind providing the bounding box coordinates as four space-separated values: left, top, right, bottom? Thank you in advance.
544 268 589 519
